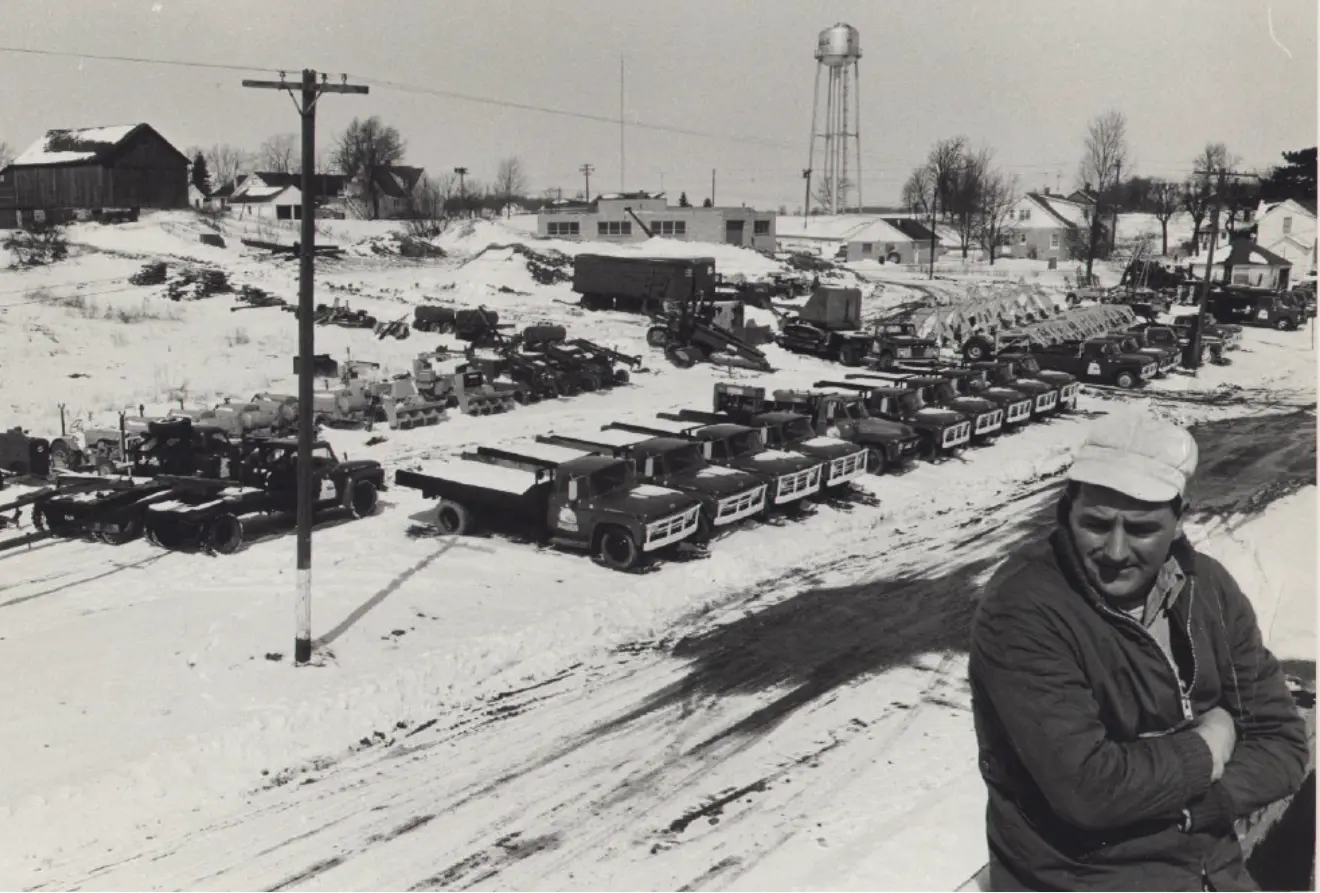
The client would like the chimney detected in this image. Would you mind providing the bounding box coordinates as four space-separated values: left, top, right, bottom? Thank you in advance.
1043 186 1051 196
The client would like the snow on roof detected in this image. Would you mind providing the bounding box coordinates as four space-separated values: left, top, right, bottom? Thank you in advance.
12 124 140 166
229 185 289 203
775 214 885 241
844 217 920 245
1028 193 1089 228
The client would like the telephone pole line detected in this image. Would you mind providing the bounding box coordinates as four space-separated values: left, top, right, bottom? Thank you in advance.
242 69 368 667
453 167 468 217
1186 168 1259 370
579 163 594 202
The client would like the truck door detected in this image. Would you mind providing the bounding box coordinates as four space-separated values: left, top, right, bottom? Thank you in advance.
551 473 585 538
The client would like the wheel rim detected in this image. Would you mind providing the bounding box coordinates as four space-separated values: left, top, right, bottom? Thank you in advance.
602 531 634 565
437 506 462 534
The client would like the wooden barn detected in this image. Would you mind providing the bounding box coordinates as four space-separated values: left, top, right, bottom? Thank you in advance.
0 123 189 228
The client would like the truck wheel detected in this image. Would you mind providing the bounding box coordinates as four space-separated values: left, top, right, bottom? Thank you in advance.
596 526 642 571
839 344 864 367
664 342 697 369
346 479 378 519
865 447 887 475
1275 317 1296 331
207 514 244 555
613 368 631 385
691 510 714 545
646 326 670 347
1115 371 1137 389
963 337 994 363
435 499 473 536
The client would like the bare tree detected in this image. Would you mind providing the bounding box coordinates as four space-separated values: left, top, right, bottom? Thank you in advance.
901 166 935 216
0 141 13 169
492 156 529 217
1179 143 1234 251
332 116 406 220
975 168 1020 265
1077 110 1130 281
204 144 250 191
947 146 993 258
812 175 852 213
1149 179 1179 257
257 133 298 174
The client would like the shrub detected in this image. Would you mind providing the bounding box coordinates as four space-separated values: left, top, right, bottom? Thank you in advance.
3 222 70 267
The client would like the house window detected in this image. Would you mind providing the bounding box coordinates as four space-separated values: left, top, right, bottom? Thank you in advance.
753 219 770 235
1050 232 1060 249
547 221 580 236
1283 217 1293 234
674 220 686 235
277 205 291 220
1018 232 1027 245
597 220 631 236
1017 209 1031 221
860 243 873 255
655 220 686 236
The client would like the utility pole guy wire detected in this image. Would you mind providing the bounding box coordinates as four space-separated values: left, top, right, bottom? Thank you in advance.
242 68 368 667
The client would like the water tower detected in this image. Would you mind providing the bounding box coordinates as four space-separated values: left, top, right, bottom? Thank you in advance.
806 23 862 215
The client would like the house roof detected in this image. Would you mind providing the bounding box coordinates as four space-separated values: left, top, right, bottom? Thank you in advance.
1024 192 1089 229
229 184 295 204
844 218 917 245
253 171 348 196
1205 239 1293 268
368 165 425 199
882 217 938 242
775 214 880 241
597 190 664 201
9 123 186 168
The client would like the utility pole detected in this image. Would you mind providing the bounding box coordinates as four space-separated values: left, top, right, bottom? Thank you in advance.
1187 168 1259 370
453 166 468 217
619 56 625 193
928 171 940 280
579 163 594 203
802 168 812 228
242 69 367 667
711 169 716 207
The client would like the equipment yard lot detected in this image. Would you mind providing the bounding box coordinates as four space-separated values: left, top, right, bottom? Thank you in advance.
0 213 1314 891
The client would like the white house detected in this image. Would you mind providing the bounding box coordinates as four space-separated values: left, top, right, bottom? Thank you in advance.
228 184 303 221
1000 191 1093 262
187 183 208 210
776 214 946 263
1254 198 1317 274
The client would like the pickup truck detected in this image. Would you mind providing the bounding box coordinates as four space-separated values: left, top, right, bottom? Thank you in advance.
834 379 973 456
394 441 702 571
964 361 1061 418
769 385 923 474
1087 333 1178 376
1028 339 1158 388
844 372 1004 439
534 429 768 539
607 418 824 507
992 353 1080 411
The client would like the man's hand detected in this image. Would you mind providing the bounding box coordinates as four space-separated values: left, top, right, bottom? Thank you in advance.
1193 707 1238 781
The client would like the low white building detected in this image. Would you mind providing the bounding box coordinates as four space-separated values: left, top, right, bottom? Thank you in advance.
1254 198 1316 274
537 192 776 252
776 213 945 264
228 184 303 221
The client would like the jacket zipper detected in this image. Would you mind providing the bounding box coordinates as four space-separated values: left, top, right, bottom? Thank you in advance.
1096 587 1197 723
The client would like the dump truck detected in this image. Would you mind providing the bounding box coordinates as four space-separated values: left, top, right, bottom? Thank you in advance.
605 418 824 508
1206 288 1305 331
962 362 1061 418
757 384 922 474
535 429 768 540
1027 339 1158 388
847 372 1005 440
667 383 870 489
394 441 703 571
867 322 939 369
774 286 874 366
834 379 973 456
573 254 717 314
991 352 1081 410
902 365 1039 425
143 438 383 553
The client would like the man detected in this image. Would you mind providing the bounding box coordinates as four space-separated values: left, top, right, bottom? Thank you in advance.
969 413 1309 891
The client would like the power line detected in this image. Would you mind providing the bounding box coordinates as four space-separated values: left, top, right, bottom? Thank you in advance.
0 43 281 74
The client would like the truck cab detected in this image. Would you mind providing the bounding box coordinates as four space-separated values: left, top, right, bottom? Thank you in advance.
868 322 938 369
606 419 824 507
773 386 923 474
535 430 768 536
835 379 972 456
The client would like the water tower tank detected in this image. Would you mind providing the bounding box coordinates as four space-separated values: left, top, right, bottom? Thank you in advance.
815 23 861 67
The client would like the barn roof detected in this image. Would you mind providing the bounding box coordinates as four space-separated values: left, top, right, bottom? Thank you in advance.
10 123 185 168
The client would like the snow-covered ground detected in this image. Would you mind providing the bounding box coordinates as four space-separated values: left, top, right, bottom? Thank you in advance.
0 211 1313 890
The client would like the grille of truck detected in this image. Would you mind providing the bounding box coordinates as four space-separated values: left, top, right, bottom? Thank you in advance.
1005 400 1032 424
942 422 972 448
1060 383 1079 405
775 465 823 503
1142 363 1157 379
974 411 1003 435
715 485 768 525
1033 391 1058 413
826 448 868 486
644 504 702 551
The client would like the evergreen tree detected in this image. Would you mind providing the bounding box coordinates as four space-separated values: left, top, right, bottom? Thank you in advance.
1259 147 1317 204
190 152 211 195
678 191 691 208
702 197 713 208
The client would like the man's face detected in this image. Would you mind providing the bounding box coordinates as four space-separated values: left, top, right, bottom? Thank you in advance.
1067 483 1182 606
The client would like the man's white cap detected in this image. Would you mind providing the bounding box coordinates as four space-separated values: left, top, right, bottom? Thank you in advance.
1067 413 1199 503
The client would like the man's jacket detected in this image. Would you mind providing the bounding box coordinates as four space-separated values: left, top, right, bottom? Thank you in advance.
969 509 1309 891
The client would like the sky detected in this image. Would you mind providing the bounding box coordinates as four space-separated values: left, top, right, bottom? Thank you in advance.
0 0 1316 209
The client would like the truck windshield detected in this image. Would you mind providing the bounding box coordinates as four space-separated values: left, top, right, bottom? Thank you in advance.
590 462 632 496
934 382 958 403
839 400 866 420
784 418 816 441
989 367 1013 385
728 431 763 457
663 444 705 475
